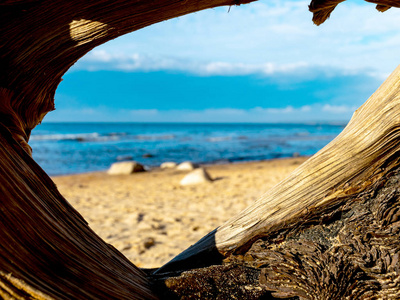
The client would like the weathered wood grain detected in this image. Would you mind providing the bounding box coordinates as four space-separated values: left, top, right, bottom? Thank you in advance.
157 64 400 274
0 0 399 299
154 165 400 298
0 123 156 299
154 66 400 299
0 0 256 149
215 64 400 254
309 0 400 25
0 0 394 147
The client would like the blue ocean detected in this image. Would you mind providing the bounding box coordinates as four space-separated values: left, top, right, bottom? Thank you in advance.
30 122 346 176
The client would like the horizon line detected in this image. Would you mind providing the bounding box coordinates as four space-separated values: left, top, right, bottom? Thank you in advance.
40 120 349 126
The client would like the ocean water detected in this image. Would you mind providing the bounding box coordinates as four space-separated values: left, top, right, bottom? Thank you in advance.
30 122 346 176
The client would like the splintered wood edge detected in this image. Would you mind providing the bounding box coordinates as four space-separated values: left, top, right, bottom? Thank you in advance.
309 0 400 25
0 272 54 300
1 0 399 294
214 64 400 254
156 65 400 273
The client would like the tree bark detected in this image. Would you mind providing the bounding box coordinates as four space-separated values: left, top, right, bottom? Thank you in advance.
0 1 259 299
0 121 157 299
309 0 400 25
1 0 399 299
0 0 395 149
153 65 400 299
0 0 256 155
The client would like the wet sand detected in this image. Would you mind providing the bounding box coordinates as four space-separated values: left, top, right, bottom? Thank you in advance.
52 157 308 269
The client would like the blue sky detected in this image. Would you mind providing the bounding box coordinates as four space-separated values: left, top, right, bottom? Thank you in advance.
47 0 400 123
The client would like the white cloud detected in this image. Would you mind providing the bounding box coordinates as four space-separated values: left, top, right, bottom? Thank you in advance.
300 105 312 112
322 104 358 113
129 109 159 116
71 0 400 79
203 108 246 116
78 50 314 76
253 106 294 114
45 104 357 123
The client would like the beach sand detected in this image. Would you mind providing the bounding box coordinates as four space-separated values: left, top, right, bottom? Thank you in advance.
52 157 308 269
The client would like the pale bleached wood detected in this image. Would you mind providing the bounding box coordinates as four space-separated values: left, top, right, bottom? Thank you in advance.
0 0 399 298
215 64 400 253
158 64 400 271
154 65 400 297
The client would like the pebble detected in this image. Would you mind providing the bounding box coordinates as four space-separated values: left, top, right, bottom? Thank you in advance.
143 237 156 249
177 161 199 171
180 168 213 186
107 161 145 175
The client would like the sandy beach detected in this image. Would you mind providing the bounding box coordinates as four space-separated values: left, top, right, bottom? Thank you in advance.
52 157 308 269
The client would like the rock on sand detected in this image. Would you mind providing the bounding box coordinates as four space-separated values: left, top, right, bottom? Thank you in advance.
107 161 145 175
160 162 177 169
180 168 213 186
176 161 199 171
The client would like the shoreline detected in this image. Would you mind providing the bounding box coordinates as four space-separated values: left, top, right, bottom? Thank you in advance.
32 122 343 177
53 156 308 268
50 155 310 178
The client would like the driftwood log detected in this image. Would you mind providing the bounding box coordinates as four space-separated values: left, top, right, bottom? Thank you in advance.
1 0 400 299
153 64 400 299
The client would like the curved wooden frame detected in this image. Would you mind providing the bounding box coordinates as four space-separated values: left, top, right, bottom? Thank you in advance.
1 0 399 298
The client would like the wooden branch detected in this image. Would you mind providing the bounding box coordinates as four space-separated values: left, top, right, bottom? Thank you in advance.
0 123 157 299
0 0 254 298
215 64 400 253
1 0 399 298
154 65 400 298
309 0 400 25
157 64 400 271
155 164 400 298
0 0 394 144
0 0 256 148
